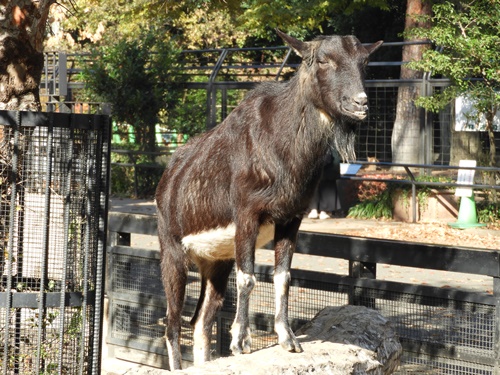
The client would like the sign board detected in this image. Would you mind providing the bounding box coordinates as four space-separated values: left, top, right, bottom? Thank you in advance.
455 160 476 197
340 163 362 175
455 95 500 132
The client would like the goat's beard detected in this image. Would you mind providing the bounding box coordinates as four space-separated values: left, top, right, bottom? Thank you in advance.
330 120 356 162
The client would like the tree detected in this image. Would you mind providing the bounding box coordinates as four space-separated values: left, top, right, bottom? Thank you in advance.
0 0 63 282
391 0 432 165
52 0 170 49
407 0 500 167
0 0 59 110
81 28 181 155
55 0 396 51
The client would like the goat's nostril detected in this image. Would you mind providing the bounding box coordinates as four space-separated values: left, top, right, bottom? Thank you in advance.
353 92 368 106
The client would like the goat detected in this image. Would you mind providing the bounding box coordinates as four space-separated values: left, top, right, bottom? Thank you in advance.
155 29 383 370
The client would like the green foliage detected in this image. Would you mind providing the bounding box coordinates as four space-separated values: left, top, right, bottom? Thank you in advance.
347 175 455 220
81 27 181 154
110 146 166 198
477 201 500 226
408 0 500 91
237 0 391 40
58 0 394 51
161 86 207 137
407 0 500 165
348 188 394 220
61 0 168 45
348 178 395 219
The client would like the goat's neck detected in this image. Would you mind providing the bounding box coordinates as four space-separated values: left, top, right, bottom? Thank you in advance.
282 78 333 159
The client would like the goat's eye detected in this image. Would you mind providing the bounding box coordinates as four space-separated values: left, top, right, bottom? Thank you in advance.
318 60 337 70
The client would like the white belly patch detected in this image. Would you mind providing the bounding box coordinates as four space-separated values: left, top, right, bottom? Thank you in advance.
182 223 275 260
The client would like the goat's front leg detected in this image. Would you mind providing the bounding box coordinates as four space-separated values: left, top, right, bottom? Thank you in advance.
274 217 303 353
230 217 259 355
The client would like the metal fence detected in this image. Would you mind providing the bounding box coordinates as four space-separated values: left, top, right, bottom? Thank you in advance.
39 46 500 197
0 110 111 375
107 212 500 374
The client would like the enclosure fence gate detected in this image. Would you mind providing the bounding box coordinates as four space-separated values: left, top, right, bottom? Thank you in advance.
0 110 111 375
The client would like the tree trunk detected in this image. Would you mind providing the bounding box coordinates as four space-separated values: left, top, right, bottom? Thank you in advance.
0 0 55 111
391 0 432 165
485 108 497 167
450 129 481 165
0 0 55 275
485 108 498 201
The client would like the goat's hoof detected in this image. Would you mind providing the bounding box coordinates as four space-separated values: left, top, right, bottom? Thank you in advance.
230 337 252 355
280 336 303 353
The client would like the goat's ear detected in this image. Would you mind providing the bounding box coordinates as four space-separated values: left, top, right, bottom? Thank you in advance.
366 40 384 55
276 28 308 57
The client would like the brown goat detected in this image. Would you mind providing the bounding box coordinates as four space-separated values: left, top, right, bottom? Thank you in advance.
155 29 383 370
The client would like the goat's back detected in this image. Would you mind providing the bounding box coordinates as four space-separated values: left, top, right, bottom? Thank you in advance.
156 80 329 243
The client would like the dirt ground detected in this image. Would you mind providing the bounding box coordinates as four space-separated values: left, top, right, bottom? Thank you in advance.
336 221 500 250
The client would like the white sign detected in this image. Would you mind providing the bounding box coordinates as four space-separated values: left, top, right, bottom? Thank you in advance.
455 160 476 197
455 95 500 132
340 163 362 175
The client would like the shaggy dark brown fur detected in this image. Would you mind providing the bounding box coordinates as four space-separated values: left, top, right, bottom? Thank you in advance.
156 29 382 370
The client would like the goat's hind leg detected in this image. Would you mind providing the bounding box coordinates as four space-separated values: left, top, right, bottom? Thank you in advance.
191 259 234 365
160 240 188 370
274 218 303 353
230 218 259 355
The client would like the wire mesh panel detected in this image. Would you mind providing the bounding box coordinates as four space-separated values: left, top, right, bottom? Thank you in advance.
0 111 111 375
107 248 219 364
107 243 499 374
220 270 497 374
350 287 496 375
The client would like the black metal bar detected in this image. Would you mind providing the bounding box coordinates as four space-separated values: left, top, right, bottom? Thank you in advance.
35 112 54 372
348 261 377 308
0 110 110 375
206 49 228 129
57 123 74 375
351 160 500 173
107 213 500 277
0 291 94 308
403 165 418 223
2 112 20 374
295 231 500 277
91 115 110 375
108 212 158 236
494 276 500 375
275 47 292 80
221 87 228 121
343 175 500 191
78 126 93 375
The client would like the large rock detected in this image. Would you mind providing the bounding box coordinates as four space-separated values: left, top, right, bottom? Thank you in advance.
110 305 401 375
295 305 402 375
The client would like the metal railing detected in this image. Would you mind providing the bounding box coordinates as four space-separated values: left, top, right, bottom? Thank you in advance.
39 44 500 198
343 161 500 222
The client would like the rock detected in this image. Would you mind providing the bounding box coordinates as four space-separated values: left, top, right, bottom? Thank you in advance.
113 305 401 375
295 305 402 375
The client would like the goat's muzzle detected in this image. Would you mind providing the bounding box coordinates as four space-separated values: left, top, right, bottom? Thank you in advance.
342 92 369 120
